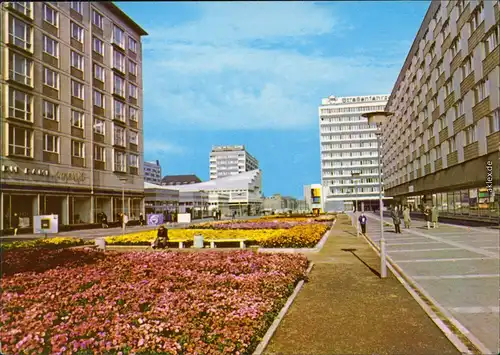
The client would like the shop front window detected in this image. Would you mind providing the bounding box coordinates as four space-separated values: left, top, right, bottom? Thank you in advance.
461 190 469 215
454 191 461 214
439 193 447 212
469 188 478 216
447 192 454 213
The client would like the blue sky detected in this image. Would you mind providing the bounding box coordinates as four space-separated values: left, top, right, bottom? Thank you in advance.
117 1 430 199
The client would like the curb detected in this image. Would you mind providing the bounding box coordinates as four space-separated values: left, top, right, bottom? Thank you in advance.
252 262 315 355
258 220 336 254
361 233 487 355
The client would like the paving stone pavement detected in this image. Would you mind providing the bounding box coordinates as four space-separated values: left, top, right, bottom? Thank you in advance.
361 212 500 354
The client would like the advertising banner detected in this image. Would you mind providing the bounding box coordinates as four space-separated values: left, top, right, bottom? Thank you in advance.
34 215 58 234
147 214 164 226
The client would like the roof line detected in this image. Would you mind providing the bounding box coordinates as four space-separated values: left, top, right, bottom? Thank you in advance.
386 1 438 108
103 2 148 36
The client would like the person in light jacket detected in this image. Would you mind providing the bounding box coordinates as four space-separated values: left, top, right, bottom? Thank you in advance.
403 206 411 229
391 206 402 234
431 205 439 228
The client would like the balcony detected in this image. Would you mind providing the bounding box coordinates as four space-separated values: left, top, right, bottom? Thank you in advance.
419 145 425 156
483 46 500 77
424 163 431 175
425 91 433 104
439 127 448 143
447 151 458 166
432 107 440 121
410 171 414 180
453 114 466 134
428 136 435 149
463 141 479 161
487 131 500 153
457 4 471 31
495 3 499 22
436 72 446 89
415 169 421 178
468 22 485 54
444 92 455 111
435 157 443 171
443 33 453 53
460 71 475 95
450 51 462 74
472 97 490 123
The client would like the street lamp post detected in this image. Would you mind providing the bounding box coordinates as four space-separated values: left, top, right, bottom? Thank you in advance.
118 177 127 233
351 172 361 236
361 111 393 279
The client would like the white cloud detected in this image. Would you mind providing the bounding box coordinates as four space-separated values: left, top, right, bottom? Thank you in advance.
145 141 184 155
142 2 402 130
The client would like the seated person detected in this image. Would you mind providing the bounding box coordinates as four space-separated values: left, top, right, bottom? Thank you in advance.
152 225 168 249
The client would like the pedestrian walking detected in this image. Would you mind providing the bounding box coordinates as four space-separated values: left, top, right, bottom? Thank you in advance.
139 213 145 226
391 206 402 234
403 206 411 229
101 212 109 228
431 205 439 228
12 213 20 236
122 213 129 231
358 212 367 235
424 206 431 229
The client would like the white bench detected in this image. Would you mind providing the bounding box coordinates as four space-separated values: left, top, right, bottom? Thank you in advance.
206 239 247 249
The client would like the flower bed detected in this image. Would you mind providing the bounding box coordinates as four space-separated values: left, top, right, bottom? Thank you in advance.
0 237 88 251
191 221 314 230
105 224 330 248
1 249 308 354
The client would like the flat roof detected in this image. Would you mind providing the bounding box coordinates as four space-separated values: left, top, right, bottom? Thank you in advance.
104 2 148 36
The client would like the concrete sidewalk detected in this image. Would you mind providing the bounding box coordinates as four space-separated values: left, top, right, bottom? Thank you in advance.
263 215 461 355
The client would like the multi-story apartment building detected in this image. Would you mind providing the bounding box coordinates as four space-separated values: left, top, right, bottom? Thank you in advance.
144 160 161 184
319 95 391 212
0 1 147 231
383 0 499 221
209 145 259 180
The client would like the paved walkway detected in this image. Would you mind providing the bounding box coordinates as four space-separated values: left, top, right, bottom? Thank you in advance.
264 215 460 355
363 212 499 354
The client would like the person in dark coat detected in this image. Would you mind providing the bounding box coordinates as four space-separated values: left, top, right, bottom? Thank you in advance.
391 207 402 234
101 213 108 228
358 212 367 235
152 225 168 249
12 213 20 236
424 206 431 229
139 213 145 226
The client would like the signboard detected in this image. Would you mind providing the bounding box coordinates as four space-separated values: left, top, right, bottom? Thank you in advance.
147 214 164 226
34 215 58 234
177 213 191 223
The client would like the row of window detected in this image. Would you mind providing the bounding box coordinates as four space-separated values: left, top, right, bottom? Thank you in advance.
320 105 386 115
320 116 372 123
7 125 139 171
9 88 139 126
325 160 379 167
321 133 377 141
330 187 381 194
323 151 378 160
321 124 374 132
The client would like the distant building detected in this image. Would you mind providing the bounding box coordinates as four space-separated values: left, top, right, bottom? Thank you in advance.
168 170 263 216
262 194 300 213
319 94 391 212
161 175 202 186
210 145 259 180
144 160 162 184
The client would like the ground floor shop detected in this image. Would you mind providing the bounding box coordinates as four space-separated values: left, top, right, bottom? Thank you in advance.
1 188 144 231
324 198 393 212
394 185 500 221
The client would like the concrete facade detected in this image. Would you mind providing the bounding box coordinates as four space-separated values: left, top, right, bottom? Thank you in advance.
319 95 389 212
383 0 500 220
1 2 147 230
209 145 259 180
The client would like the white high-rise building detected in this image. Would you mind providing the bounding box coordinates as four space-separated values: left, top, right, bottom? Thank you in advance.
319 95 391 212
209 145 259 180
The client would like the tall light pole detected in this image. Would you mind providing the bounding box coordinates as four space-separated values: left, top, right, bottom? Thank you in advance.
118 177 127 233
351 171 361 236
362 111 393 279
